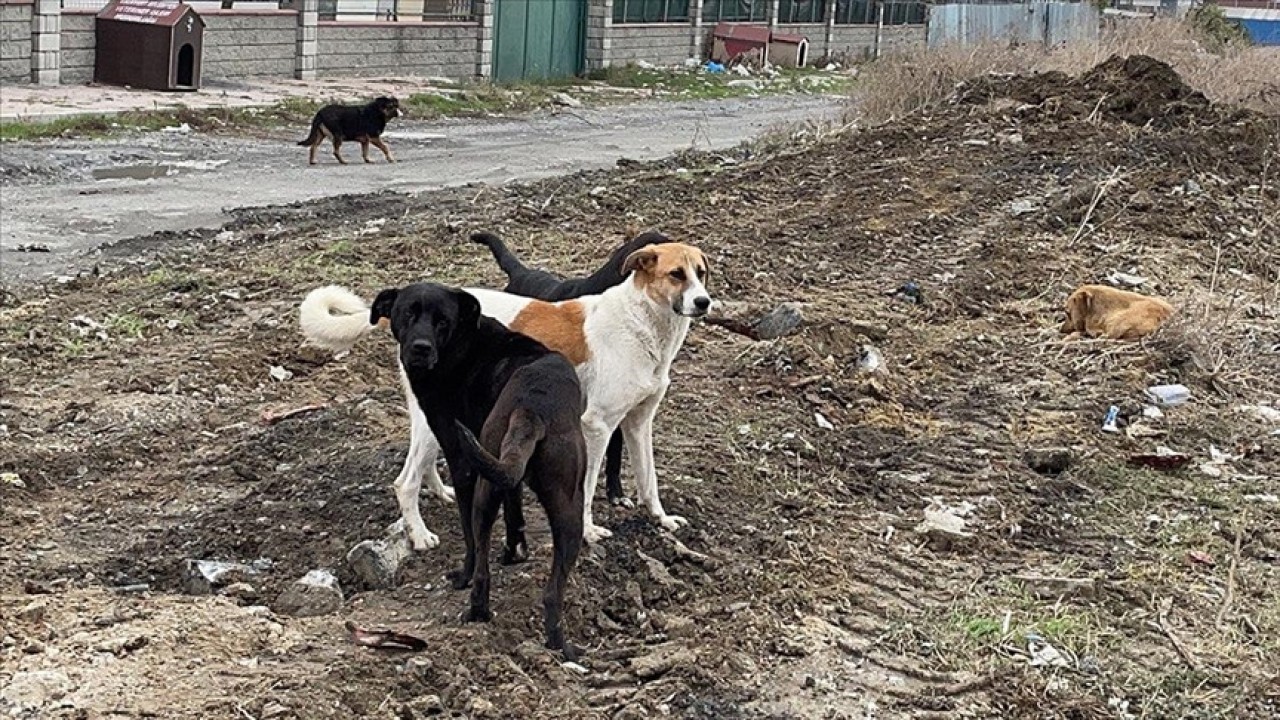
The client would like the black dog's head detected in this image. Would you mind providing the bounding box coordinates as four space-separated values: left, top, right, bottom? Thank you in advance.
373 96 401 120
370 282 481 372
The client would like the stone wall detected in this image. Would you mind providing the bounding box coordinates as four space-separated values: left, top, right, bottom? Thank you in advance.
316 21 479 78
610 23 694 66
0 1 32 84
60 11 94 84
202 11 298 80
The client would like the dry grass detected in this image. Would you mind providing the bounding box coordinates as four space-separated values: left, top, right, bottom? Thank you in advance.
852 18 1280 124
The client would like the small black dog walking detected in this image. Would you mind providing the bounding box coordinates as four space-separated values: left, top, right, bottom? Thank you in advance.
371 282 586 658
470 229 666 505
298 96 401 165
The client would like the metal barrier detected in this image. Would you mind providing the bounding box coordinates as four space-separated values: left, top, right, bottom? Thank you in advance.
834 0 927 24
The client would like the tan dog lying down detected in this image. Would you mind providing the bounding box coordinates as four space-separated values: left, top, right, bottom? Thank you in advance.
1060 284 1174 340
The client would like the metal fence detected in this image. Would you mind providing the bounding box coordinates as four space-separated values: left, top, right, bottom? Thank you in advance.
779 0 826 22
316 0 477 21
703 0 770 22
926 1 1099 47
834 0 927 24
613 0 691 23
60 0 476 20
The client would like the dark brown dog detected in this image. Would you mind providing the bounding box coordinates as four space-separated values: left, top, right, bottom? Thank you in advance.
371 281 585 659
298 96 401 165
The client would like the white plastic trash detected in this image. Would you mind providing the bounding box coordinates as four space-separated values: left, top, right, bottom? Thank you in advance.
1146 384 1191 406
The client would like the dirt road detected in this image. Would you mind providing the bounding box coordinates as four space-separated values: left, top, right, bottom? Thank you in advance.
0 95 841 285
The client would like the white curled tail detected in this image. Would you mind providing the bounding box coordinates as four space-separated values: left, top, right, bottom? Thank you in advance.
299 285 376 353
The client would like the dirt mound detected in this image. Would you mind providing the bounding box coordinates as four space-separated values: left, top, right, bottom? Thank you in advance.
959 54 1217 128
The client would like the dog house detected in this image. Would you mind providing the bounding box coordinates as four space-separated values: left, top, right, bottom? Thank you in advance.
95 0 205 91
770 32 809 69
710 23 772 65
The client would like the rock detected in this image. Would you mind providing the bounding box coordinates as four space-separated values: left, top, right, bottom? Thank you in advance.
1023 447 1074 476
1 670 72 710
183 559 259 595
401 694 444 719
18 599 47 623
347 530 413 589
753 303 804 340
1008 198 1041 217
637 551 682 588
467 696 499 718
551 92 583 108
220 582 259 603
629 643 696 680
726 79 759 89
914 501 975 550
273 570 343 618
1013 574 1099 600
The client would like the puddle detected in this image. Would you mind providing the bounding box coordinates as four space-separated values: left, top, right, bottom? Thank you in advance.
90 159 228 181
93 164 182 181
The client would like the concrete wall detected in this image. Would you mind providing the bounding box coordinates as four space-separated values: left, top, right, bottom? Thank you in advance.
1 1 32 84
60 11 93 84
317 21 478 77
610 23 694 66
828 24 924 59
202 11 298 80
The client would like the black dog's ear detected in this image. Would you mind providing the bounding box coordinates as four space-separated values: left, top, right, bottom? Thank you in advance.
453 289 482 331
370 288 399 327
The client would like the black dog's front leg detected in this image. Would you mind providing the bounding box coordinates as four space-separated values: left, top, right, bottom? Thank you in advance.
447 469 478 590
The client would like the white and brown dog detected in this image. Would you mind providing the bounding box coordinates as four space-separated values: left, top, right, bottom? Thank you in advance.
300 243 712 547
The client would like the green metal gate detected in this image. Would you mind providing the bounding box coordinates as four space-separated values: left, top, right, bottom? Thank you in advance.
492 0 586 83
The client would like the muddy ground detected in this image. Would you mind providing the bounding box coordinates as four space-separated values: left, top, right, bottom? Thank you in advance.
2 56 1279 719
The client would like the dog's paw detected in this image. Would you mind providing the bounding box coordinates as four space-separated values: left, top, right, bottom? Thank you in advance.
462 606 493 624
583 524 613 544
435 485 457 503
609 496 635 509
406 527 441 552
657 514 689 532
500 540 529 566
446 569 472 590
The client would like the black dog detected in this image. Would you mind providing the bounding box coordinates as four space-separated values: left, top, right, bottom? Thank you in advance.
371 282 585 658
298 96 401 166
470 229 666 505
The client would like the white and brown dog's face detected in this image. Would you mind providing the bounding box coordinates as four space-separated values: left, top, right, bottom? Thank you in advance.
622 242 712 318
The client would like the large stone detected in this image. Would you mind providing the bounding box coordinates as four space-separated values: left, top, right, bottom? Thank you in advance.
347 528 413 589
273 570 343 618
1 670 72 711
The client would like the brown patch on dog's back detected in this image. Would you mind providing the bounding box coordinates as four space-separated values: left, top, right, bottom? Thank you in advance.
510 300 590 365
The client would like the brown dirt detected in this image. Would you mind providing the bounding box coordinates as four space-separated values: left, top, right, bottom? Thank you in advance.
3 56 1280 719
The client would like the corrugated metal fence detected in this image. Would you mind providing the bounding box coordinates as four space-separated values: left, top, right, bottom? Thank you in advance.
927 2 1100 48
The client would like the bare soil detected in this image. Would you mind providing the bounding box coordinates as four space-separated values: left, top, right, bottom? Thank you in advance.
2 56 1279 720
